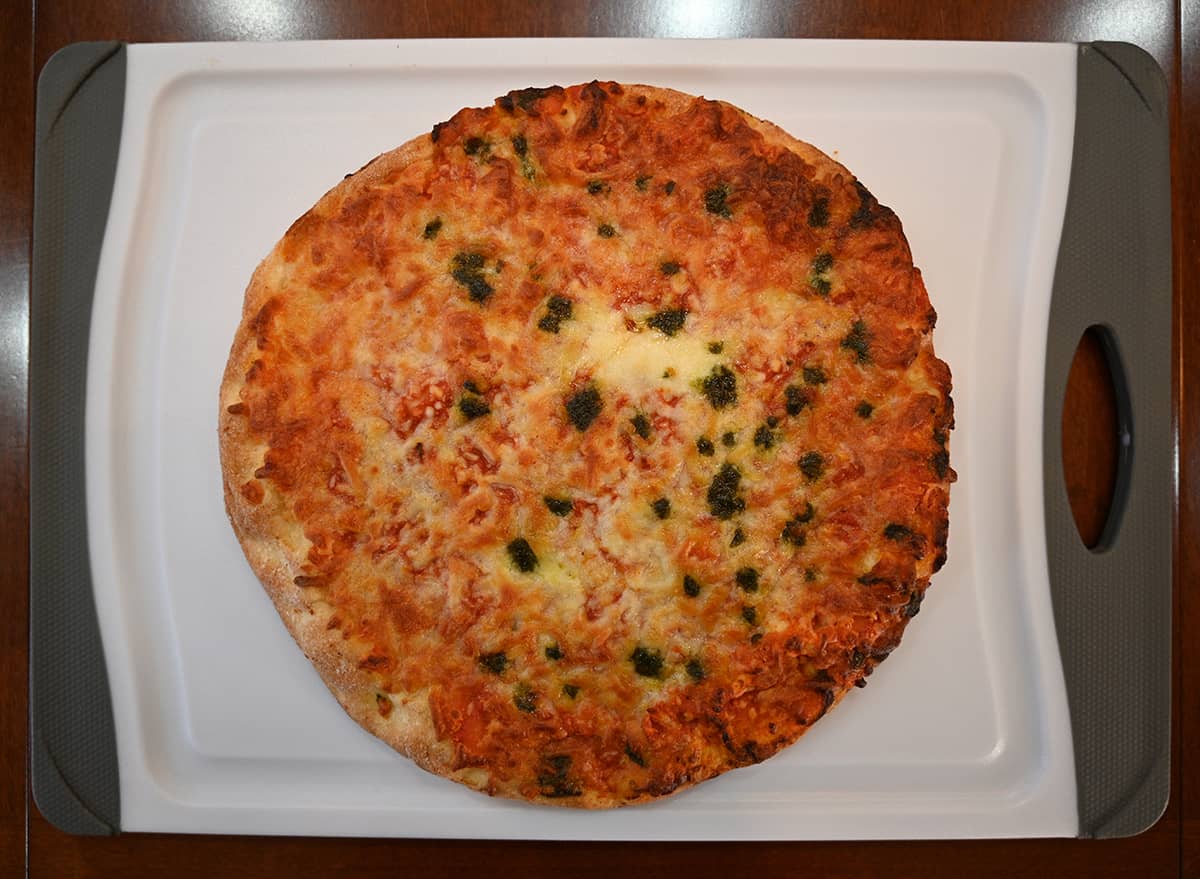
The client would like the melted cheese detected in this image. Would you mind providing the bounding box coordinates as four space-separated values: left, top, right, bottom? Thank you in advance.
574 307 720 394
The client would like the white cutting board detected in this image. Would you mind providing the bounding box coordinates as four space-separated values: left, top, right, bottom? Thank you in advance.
85 38 1078 838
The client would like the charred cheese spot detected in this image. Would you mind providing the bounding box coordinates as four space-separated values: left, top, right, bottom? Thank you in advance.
807 196 830 227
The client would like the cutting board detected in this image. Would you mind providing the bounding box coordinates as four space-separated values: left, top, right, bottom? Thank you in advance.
30 38 1171 840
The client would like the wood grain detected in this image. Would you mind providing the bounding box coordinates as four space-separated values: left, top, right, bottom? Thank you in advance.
0 3 33 878
8 1 1186 876
1181 0 1199 873
1061 330 1120 548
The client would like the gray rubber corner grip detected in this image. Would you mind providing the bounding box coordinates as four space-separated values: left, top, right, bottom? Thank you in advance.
30 41 127 836
1043 42 1171 839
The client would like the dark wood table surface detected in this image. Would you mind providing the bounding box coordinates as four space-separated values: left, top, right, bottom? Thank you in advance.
2 1 1195 876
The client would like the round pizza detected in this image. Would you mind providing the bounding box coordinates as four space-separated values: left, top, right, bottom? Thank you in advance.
219 81 954 807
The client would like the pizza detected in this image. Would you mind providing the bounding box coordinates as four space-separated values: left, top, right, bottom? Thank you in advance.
219 81 954 807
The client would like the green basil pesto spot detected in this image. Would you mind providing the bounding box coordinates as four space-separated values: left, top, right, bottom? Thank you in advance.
450 251 494 304
811 252 834 274
630 645 664 678
506 538 539 572
722 430 737 447
856 400 874 418
458 394 490 420
537 752 580 798
798 451 825 482
683 574 702 597
422 217 442 239
701 365 738 409
537 294 573 333
735 567 760 592
741 605 758 625
660 260 681 276
543 496 574 517
730 527 746 547
544 643 563 660
648 308 687 337
624 743 647 767
803 365 827 385
586 179 608 195
511 135 536 179
696 436 715 456
785 385 809 416
635 174 652 191
463 136 490 159
753 424 776 450
704 184 732 218
706 462 746 520
597 223 617 238
562 683 580 699
782 508 812 546
631 412 652 439
478 651 508 675
565 385 603 431
513 683 537 713
651 497 671 519
685 659 706 681
841 320 872 364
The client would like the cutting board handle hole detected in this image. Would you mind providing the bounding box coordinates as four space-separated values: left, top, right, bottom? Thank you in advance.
1061 325 1132 551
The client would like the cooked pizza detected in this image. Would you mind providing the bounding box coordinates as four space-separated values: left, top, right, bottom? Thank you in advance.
219 81 954 807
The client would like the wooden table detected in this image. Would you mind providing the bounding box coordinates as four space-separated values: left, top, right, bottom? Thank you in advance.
3 2 1194 875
